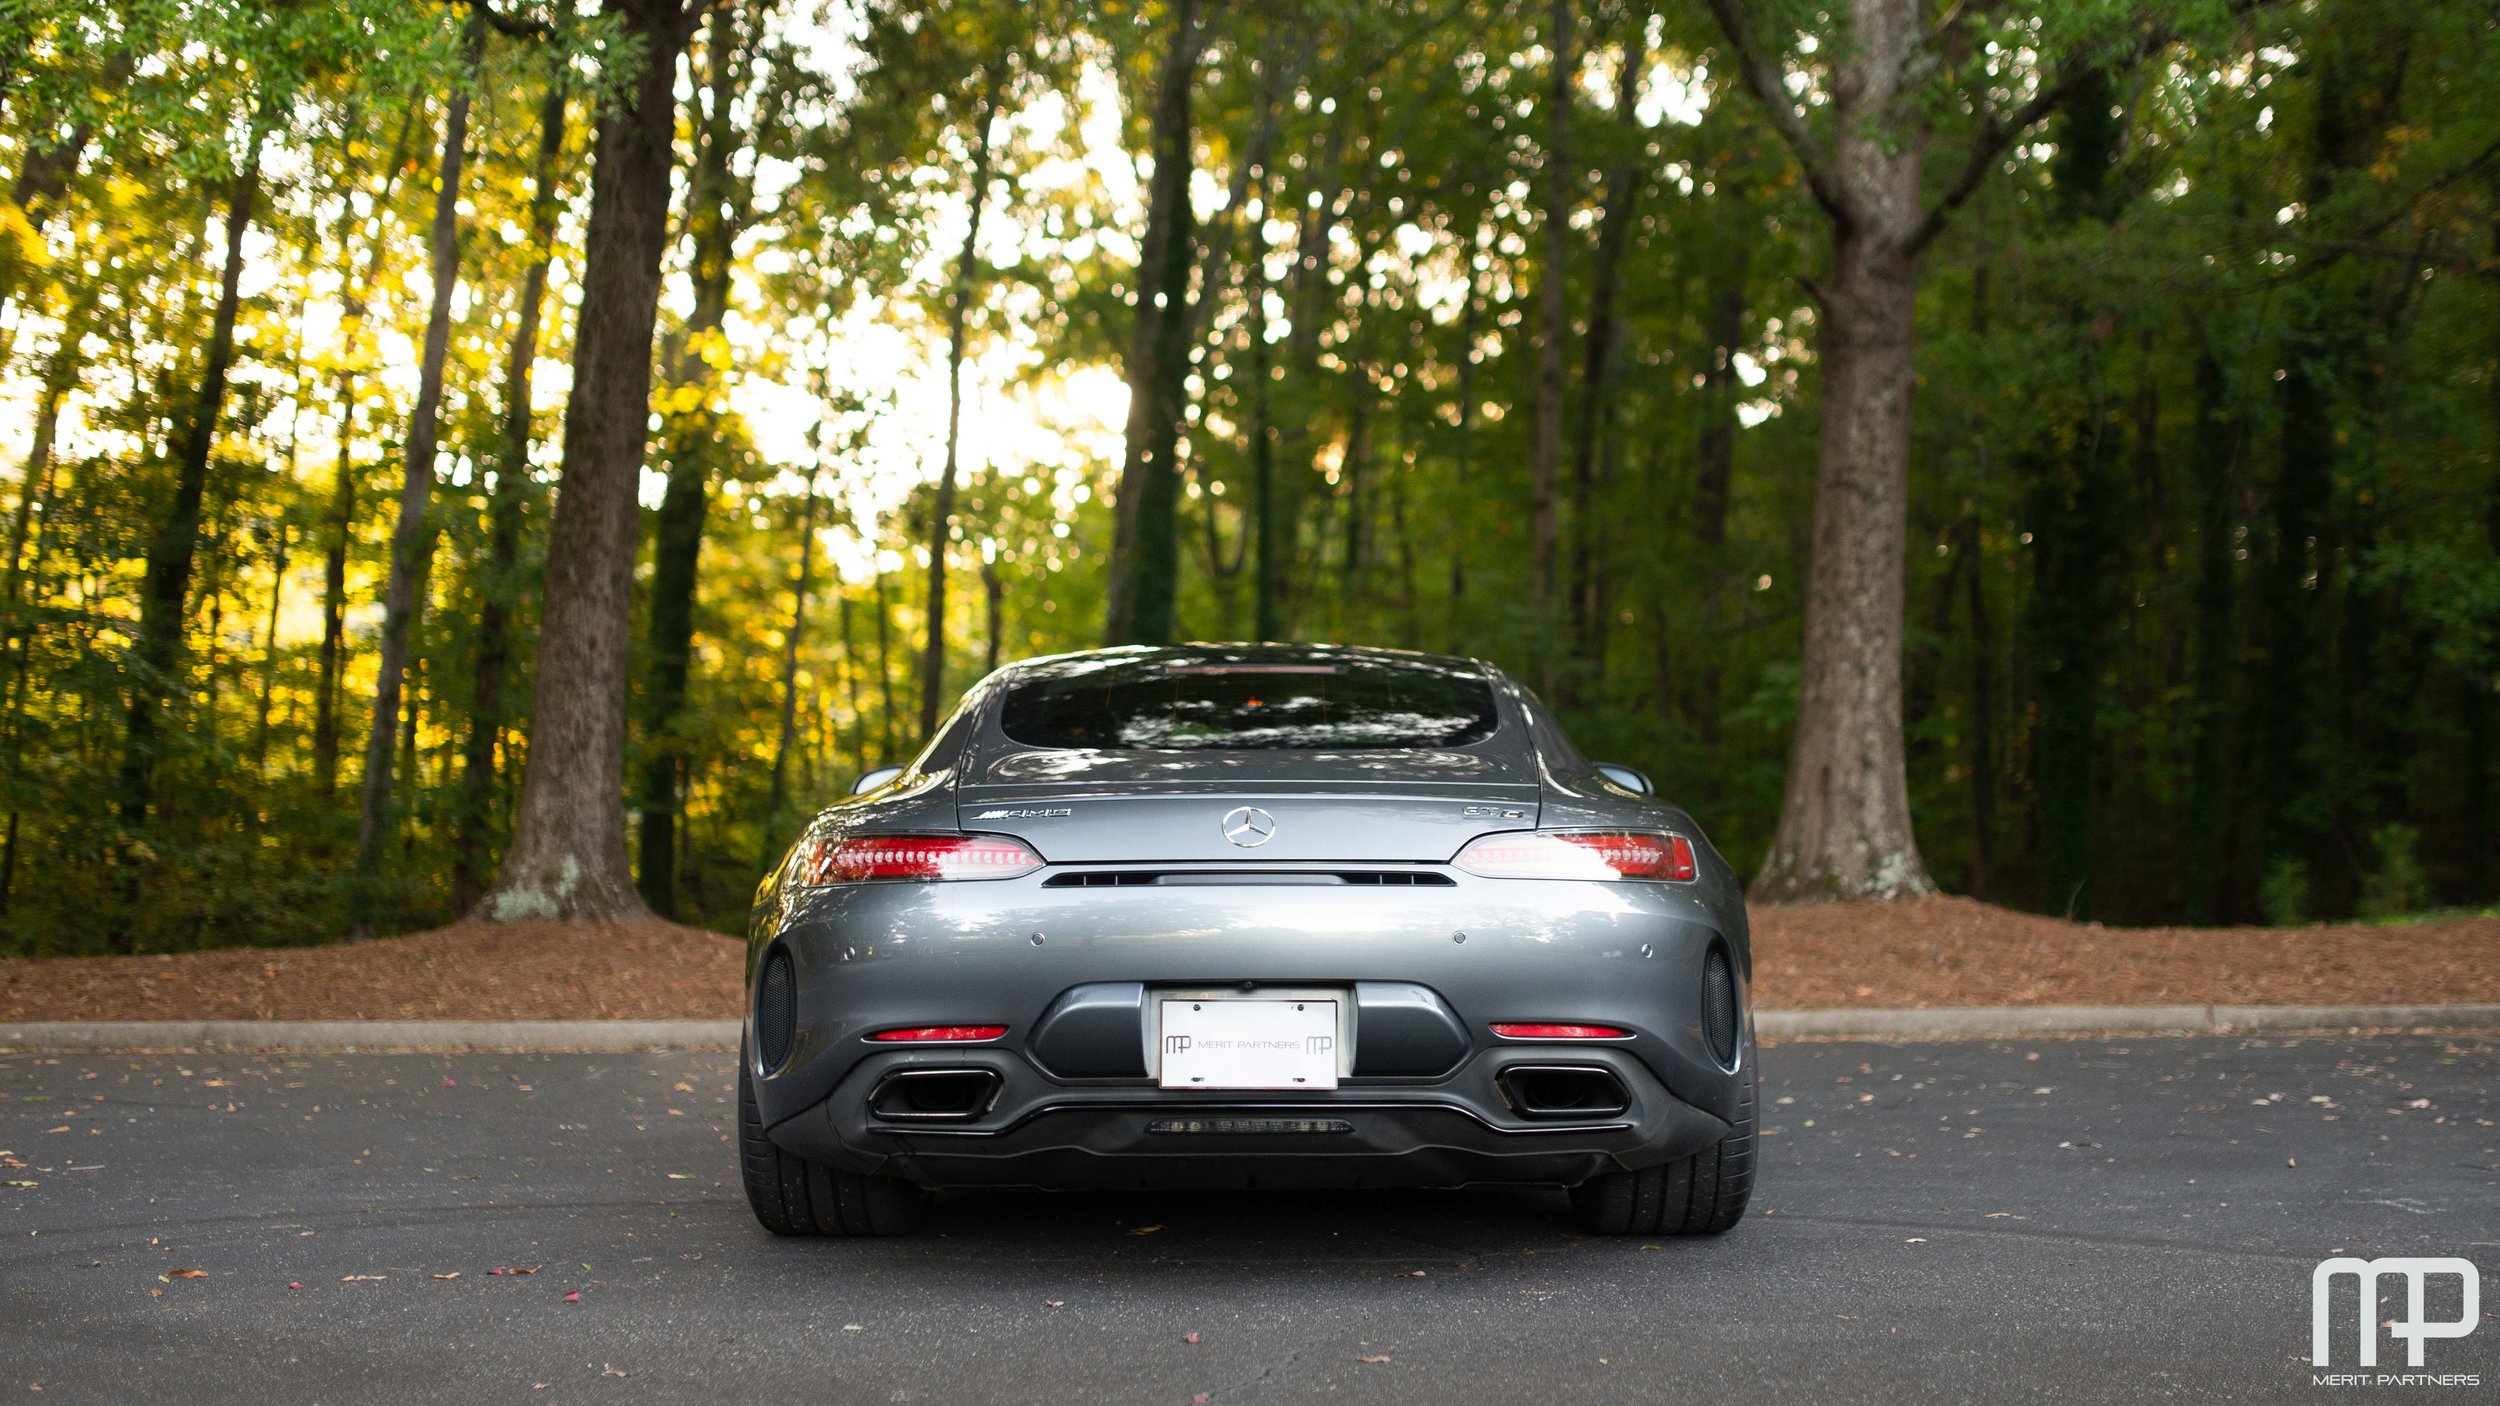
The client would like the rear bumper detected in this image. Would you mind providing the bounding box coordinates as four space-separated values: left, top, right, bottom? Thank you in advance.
746 864 1752 1188
762 1042 1734 1190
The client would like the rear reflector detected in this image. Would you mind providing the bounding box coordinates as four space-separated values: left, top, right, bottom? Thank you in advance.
1454 831 1697 882
868 1025 1009 1043
795 833 1042 884
1489 1022 1632 1040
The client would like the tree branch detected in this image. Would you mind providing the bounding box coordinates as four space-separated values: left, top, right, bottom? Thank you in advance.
455 0 555 40
1700 0 1851 223
1906 21 2173 256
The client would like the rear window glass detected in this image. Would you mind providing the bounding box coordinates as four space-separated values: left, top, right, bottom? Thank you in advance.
1000 656 1499 751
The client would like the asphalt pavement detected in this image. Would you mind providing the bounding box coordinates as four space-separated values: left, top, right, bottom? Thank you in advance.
3 1033 2494 1403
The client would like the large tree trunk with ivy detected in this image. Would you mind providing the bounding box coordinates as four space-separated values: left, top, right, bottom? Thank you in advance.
481 0 705 924
1101 0 1205 646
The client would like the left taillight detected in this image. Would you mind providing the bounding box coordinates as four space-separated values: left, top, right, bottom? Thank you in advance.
792 833 1043 885
1454 830 1697 882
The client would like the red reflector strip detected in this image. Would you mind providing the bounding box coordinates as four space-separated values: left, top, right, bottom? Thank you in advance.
868 1025 1008 1043
1489 1023 1631 1040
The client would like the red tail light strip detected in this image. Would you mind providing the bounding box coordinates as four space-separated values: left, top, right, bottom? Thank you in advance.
1454 830 1697 882
794 833 1043 884
1489 1023 1632 1040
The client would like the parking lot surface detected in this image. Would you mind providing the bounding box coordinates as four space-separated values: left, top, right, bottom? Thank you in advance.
4 1033 2494 1403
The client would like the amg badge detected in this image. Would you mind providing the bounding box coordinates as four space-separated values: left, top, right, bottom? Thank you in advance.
970 806 1074 820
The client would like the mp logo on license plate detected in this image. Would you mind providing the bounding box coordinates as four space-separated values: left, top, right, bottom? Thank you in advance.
1158 999 1339 1090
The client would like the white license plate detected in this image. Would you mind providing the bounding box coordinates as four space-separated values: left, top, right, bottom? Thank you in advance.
1157 998 1340 1090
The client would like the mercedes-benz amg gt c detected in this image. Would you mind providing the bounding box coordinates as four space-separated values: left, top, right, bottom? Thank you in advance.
738 644 1754 1237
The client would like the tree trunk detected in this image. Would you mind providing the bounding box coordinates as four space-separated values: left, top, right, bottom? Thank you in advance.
920 78 1000 738
1446 229 1485 652
116 121 265 842
1708 0 1942 902
1567 21 1643 675
2179 343 2240 922
983 557 1004 674
761 460 822 870
1960 514 1996 897
455 78 568 913
1249 168 1283 642
356 11 484 899
1101 0 1205 645
1528 0 1575 630
637 2 755 918
1689 231 1748 744
480 0 702 924
872 571 898 756
314 99 424 798
1750 222 1931 901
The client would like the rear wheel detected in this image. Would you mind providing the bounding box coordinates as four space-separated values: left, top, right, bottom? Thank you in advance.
1568 1045 1755 1236
739 1051 929 1236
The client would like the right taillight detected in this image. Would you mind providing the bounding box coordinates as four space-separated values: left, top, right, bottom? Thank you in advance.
1455 830 1697 882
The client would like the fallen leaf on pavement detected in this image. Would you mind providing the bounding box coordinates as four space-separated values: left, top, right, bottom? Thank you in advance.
563 1291 582 1303
44 1127 67 1135
287 1283 302 1290
431 1272 460 1280
1044 1300 1065 1309
1184 1332 1200 1345
1129 1224 1165 1236
442 1078 457 1088
167 1269 208 1279
341 1275 386 1283
841 1324 862 1332
1355 1354 1392 1365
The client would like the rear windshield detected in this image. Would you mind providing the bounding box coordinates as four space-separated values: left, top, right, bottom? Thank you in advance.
1000 656 1500 751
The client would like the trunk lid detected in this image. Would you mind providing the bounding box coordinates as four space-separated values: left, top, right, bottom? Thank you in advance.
955 751 1539 864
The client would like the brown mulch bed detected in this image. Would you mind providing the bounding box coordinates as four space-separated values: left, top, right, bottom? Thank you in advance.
1752 895 2500 1009
0 920 745 1022
0 896 2493 1021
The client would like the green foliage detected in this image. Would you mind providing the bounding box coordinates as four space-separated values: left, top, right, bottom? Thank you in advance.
0 0 2497 952
2261 859 2313 930
2358 824 2430 922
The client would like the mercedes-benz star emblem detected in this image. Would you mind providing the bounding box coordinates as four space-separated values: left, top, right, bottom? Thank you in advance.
1220 806 1278 848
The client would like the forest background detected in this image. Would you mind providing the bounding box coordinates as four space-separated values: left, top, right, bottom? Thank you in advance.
1 0 2496 956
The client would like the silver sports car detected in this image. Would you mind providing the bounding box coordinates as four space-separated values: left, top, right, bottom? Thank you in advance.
738 644 1755 1237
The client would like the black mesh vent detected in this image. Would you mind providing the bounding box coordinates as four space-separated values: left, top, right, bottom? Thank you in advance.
1702 945 1739 1067
756 948 797 1073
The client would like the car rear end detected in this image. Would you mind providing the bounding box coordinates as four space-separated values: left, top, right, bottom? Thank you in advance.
740 646 1753 1230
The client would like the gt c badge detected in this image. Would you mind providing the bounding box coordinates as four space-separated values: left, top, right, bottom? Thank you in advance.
1221 806 1278 848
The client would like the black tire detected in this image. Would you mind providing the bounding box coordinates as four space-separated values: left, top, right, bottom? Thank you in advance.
1568 1042 1756 1236
739 1052 929 1237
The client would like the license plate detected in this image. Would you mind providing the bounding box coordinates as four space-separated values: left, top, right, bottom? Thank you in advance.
1157 998 1339 1090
